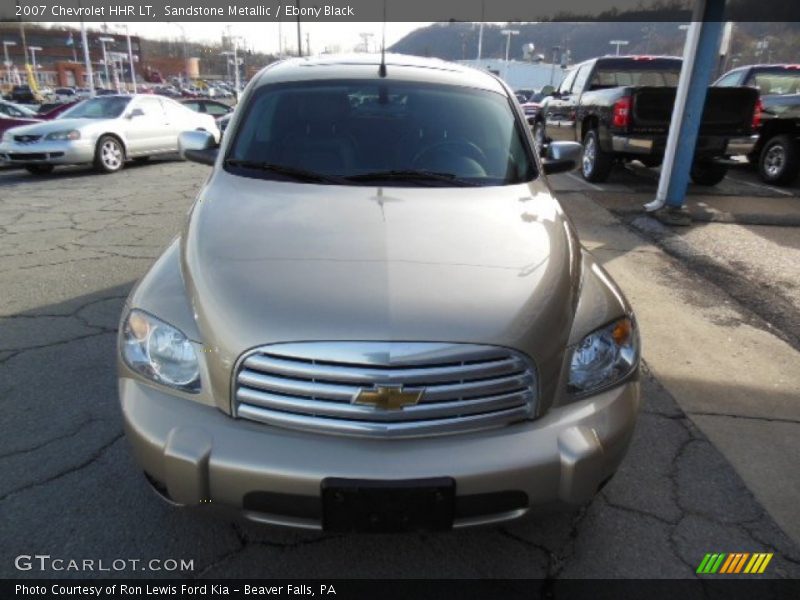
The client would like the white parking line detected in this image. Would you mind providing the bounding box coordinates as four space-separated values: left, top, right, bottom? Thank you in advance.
725 175 796 197
566 171 604 191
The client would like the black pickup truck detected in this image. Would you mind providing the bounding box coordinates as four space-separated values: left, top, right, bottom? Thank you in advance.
534 56 759 184
715 64 800 185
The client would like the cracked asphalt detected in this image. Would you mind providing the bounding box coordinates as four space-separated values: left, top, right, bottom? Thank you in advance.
1 160 799 580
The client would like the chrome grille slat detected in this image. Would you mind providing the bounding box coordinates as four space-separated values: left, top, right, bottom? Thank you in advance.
234 342 537 438
238 370 532 403
237 387 533 422
236 404 533 438
242 354 525 385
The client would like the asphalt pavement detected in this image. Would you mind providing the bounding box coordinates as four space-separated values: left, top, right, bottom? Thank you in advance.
1 159 799 579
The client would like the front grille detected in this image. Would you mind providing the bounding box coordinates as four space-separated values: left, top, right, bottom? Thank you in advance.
234 342 537 438
8 153 47 161
14 134 42 144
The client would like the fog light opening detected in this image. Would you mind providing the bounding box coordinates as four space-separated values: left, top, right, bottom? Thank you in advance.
143 472 184 506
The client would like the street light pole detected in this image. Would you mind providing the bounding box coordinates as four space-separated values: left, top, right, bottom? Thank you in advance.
79 13 95 97
295 0 302 57
2 40 16 85
117 24 137 93
550 45 561 85
500 29 519 82
28 45 42 85
609 40 629 56
98 36 115 89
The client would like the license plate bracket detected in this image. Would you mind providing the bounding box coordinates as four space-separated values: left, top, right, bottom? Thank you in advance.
321 477 455 533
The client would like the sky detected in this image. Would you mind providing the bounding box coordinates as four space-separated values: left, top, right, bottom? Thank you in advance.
95 22 432 56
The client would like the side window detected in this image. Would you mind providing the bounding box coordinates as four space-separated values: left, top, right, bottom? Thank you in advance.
571 65 592 95
182 101 200 112
716 71 743 87
558 68 579 95
205 103 230 116
139 97 165 117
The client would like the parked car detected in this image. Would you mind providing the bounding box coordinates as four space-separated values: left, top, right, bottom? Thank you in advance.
715 64 800 185
534 55 760 184
179 98 234 118
0 99 39 119
54 87 77 102
0 94 219 175
10 85 40 104
118 54 640 532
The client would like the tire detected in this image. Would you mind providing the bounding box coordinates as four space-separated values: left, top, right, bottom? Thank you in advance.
581 129 613 183
94 135 125 173
25 164 54 175
533 121 547 154
758 134 800 186
690 161 728 186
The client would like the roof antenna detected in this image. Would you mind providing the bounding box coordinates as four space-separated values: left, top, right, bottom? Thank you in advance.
379 0 387 77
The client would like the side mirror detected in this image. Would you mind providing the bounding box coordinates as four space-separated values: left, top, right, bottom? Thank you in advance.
542 141 582 175
179 130 218 166
126 108 144 119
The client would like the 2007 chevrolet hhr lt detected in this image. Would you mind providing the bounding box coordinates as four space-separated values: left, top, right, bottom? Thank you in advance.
119 54 640 532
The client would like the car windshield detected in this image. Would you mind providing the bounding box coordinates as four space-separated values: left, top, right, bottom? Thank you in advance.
0 101 37 118
226 79 536 186
61 96 131 119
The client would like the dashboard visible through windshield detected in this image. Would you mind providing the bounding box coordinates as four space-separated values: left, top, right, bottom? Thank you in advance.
225 80 537 186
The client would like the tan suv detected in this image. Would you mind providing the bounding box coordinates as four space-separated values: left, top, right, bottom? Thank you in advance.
118 54 640 533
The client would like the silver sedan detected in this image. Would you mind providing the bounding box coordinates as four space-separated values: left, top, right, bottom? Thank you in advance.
0 94 220 175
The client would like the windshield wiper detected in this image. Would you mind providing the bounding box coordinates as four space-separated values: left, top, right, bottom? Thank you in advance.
224 159 348 184
345 169 481 186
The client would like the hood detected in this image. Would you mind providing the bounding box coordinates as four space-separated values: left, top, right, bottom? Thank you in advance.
3 118 107 136
182 171 579 403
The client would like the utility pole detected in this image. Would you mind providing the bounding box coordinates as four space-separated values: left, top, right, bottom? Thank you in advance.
306 32 310 57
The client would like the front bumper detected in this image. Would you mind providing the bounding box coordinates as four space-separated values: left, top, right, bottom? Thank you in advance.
120 377 640 530
0 139 95 165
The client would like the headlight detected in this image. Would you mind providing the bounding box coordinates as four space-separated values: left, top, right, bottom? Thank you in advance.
568 317 639 396
121 309 200 392
45 130 80 141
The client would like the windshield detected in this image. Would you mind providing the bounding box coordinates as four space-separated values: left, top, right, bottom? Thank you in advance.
0 101 37 118
61 96 131 119
226 80 536 186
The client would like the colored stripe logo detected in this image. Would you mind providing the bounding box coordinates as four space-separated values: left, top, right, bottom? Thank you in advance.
696 553 773 574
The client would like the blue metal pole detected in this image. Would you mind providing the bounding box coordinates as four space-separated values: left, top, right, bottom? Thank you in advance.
663 0 726 209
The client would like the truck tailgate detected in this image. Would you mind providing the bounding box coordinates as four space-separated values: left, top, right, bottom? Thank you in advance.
631 87 758 136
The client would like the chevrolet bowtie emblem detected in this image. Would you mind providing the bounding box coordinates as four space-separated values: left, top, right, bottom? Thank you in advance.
353 385 424 410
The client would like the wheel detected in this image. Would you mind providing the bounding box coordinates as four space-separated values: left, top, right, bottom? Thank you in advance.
533 121 547 154
758 134 799 186
94 135 125 173
581 129 613 183
638 156 662 168
132 156 150 164
25 164 54 175
690 161 728 186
